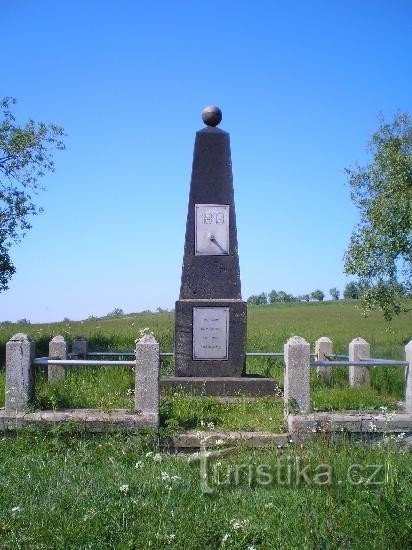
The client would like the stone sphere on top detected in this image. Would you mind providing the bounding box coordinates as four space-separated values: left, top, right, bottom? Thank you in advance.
201 105 222 127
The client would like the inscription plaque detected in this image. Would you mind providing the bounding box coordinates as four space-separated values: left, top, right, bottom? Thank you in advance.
193 307 229 360
195 204 229 255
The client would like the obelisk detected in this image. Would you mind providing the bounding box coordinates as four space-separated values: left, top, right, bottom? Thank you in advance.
174 106 247 377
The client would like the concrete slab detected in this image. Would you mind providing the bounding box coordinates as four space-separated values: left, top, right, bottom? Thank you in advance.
288 411 412 434
0 408 158 432
161 376 278 396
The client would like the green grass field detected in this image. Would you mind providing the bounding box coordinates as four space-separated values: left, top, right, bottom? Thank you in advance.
0 300 408 425
0 301 411 547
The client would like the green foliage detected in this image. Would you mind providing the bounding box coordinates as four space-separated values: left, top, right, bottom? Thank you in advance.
268 289 296 303
344 112 412 320
247 292 268 305
0 97 65 291
329 287 340 300
343 280 361 299
311 289 325 301
106 307 124 318
16 318 31 325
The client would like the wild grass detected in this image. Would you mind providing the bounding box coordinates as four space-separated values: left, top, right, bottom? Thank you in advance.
0 430 410 548
0 302 411 546
0 300 410 432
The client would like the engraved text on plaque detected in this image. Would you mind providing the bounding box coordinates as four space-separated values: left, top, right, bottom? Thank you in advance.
193 307 229 360
195 204 229 255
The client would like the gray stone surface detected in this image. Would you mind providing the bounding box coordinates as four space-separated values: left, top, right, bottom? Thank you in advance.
170 430 290 449
202 105 222 127
175 300 246 376
178 127 242 300
174 116 247 379
48 335 67 383
315 336 332 384
5 333 35 413
284 336 310 416
193 306 229 360
0 409 158 432
161 376 277 396
72 336 88 358
195 204 229 255
135 334 160 424
405 341 412 413
349 337 370 386
288 412 412 434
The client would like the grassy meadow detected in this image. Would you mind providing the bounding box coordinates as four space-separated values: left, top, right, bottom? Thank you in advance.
0 301 411 548
0 300 409 424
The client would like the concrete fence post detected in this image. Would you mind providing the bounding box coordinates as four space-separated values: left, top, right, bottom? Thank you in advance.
48 335 67 383
5 333 35 413
135 334 160 420
72 337 88 359
284 336 310 416
349 337 370 386
315 336 333 384
405 341 412 413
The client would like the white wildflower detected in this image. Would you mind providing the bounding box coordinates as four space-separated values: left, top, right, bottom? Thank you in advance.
161 471 182 485
11 506 21 513
230 518 249 530
153 453 162 462
119 484 129 494
83 508 97 521
135 461 143 469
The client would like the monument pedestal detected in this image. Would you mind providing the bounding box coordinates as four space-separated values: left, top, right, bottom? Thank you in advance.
161 375 277 397
174 299 246 377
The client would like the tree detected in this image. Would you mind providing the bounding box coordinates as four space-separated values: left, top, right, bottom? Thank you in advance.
247 293 268 305
343 281 360 300
107 307 124 317
268 290 278 303
329 288 340 300
0 97 65 291
311 289 325 302
268 289 295 303
344 112 412 320
17 318 30 324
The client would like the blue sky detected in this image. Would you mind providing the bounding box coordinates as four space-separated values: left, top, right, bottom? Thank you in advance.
1 0 411 322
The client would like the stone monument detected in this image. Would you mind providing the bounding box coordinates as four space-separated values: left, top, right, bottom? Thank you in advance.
174 105 246 377
164 106 276 395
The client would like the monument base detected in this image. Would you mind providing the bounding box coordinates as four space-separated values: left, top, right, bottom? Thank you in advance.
161 376 278 397
174 299 247 377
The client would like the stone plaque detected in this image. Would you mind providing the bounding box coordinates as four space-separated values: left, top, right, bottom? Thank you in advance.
195 204 229 255
193 307 229 360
